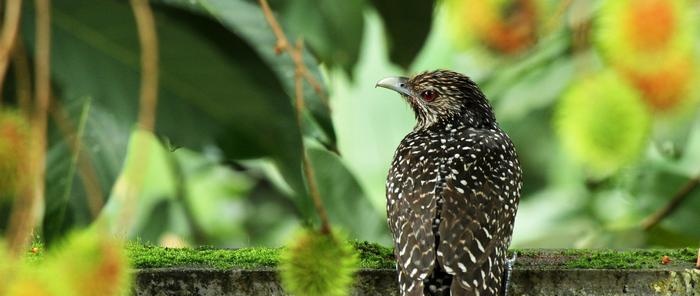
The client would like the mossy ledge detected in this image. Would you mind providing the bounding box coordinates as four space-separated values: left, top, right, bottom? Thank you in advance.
128 241 697 271
128 243 700 295
127 240 396 270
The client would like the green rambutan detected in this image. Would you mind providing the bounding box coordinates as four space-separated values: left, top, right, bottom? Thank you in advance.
279 229 359 296
45 230 131 296
555 71 651 176
595 0 696 111
3 267 72 296
444 0 547 55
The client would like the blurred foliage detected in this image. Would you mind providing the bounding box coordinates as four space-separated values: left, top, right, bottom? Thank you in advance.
1 0 700 254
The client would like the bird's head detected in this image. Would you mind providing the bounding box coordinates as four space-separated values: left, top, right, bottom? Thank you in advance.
376 70 496 130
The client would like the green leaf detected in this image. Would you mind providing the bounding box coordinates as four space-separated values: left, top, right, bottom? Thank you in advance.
371 0 434 68
329 13 414 210
278 0 365 75
307 146 389 243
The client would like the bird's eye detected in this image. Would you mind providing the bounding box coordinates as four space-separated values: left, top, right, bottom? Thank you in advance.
421 90 437 102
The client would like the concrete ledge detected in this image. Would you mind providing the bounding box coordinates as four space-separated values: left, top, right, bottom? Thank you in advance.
134 267 700 296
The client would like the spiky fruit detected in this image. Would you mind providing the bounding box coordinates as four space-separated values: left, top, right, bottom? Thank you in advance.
620 53 694 111
1 241 72 296
555 71 651 175
596 0 696 111
280 229 358 296
45 230 131 296
0 110 30 200
3 269 71 296
445 0 543 55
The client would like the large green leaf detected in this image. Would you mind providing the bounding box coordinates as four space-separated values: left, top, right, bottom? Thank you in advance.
329 13 414 210
371 0 434 68
158 0 336 148
276 0 365 75
307 146 389 243
22 0 322 241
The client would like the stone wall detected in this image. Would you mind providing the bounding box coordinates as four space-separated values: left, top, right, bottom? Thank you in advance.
134 267 700 295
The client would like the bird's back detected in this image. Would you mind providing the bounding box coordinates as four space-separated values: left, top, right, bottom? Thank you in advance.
386 122 521 296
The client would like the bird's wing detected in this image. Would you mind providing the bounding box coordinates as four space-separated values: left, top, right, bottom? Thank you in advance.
437 130 521 295
386 138 438 284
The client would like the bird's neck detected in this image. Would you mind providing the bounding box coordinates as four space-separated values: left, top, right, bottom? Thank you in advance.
462 107 497 129
416 107 497 132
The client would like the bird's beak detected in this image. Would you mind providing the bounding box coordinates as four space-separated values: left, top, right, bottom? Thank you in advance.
375 76 414 97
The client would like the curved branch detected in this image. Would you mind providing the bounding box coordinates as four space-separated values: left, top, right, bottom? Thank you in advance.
115 0 160 233
641 175 700 231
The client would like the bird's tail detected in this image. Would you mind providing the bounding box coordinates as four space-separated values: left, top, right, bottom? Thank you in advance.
423 265 453 296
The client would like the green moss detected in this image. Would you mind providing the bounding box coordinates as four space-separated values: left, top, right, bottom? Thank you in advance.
127 242 280 269
514 248 697 269
351 241 395 269
126 241 396 270
55 242 690 270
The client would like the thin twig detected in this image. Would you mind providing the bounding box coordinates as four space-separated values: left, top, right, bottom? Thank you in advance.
0 0 23 105
696 248 700 269
257 0 287 54
6 0 50 256
641 175 700 230
293 39 331 235
258 0 333 235
256 0 327 105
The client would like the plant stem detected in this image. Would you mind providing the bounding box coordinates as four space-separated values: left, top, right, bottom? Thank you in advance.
256 0 327 105
293 40 331 235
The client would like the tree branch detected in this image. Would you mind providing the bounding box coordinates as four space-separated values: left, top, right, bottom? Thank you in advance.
641 175 700 231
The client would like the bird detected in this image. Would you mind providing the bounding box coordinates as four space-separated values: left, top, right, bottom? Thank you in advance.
375 70 522 296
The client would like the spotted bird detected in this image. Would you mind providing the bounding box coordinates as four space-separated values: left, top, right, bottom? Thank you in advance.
376 70 522 296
